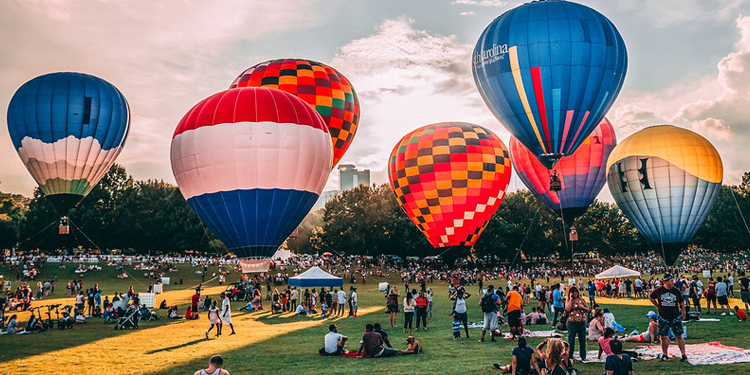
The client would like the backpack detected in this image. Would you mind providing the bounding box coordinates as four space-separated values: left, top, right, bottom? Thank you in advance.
481 293 496 313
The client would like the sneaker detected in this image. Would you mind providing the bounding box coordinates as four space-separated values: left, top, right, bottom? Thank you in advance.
205 331 209 339
730 312 734 315
230 332 235 335
491 337 497 342
721 313 726 316
479 339 484 342
680 355 688 362
424 327 428 331
629 330 639 336
493 362 502 370
661 355 669 361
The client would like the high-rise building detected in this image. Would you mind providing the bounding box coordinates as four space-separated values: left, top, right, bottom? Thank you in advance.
338 164 370 191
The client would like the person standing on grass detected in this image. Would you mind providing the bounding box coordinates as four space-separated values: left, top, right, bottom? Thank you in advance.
221 292 235 335
552 284 564 327
450 288 471 339
192 290 201 319
206 300 222 338
506 285 523 340
715 277 732 316
403 291 416 334
565 286 589 361
728 273 735 297
193 354 230 375
337 288 346 317
689 275 703 314
479 285 501 342
386 288 400 327
415 290 429 331
740 271 750 314
648 273 687 362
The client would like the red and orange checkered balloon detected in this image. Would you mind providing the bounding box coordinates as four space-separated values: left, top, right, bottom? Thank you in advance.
230 59 360 169
388 122 512 249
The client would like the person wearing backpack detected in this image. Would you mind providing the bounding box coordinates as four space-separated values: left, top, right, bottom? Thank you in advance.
689 275 703 314
479 285 501 342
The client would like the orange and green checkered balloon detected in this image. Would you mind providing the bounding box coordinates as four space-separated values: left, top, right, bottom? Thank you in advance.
230 59 360 168
388 122 512 249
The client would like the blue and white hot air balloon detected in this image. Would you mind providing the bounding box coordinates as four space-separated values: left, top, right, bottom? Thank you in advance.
7 72 130 213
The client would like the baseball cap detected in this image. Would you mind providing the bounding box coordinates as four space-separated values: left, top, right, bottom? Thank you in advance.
647 311 658 320
663 273 674 282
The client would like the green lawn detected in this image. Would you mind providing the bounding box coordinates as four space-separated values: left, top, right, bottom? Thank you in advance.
2 264 750 374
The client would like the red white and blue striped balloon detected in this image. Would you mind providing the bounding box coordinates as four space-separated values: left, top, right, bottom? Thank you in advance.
170 87 332 258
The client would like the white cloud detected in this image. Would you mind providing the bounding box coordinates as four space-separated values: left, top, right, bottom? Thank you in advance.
327 18 509 190
459 11 476 16
610 15 750 184
0 0 321 194
614 0 746 28
451 0 507 7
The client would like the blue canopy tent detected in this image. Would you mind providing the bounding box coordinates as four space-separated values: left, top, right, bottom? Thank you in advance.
288 267 343 288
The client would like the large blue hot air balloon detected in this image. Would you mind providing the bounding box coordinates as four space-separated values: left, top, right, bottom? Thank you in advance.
473 0 628 169
7 72 130 213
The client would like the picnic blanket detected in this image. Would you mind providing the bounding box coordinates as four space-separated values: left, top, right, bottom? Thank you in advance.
636 342 750 365
319 351 366 358
504 329 560 339
575 346 662 363
685 318 721 322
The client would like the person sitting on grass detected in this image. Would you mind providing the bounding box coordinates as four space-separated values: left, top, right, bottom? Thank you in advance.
320 324 348 356
238 301 254 312
374 323 393 348
735 306 748 321
193 354 230 375
357 323 398 357
168 306 183 319
493 336 542 375
295 302 309 316
398 336 422 355
604 339 633 375
26 313 45 332
1 314 17 334
185 307 195 320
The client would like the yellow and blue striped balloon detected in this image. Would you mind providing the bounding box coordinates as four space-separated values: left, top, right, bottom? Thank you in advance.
606 125 723 265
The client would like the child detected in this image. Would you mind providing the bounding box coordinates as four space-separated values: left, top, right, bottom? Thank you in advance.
452 314 461 340
735 306 748 321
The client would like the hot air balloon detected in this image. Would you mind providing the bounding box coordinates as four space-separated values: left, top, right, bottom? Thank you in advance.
473 0 627 169
170 87 332 259
388 122 512 259
7 72 130 214
606 125 723 266
230 59 359 169
510 118 617 224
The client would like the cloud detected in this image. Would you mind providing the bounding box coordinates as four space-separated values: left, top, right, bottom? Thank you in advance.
0 0 321 194
459 11 476 16
614 0 747 28
451 0 507 6
327 18 508 190
610 15 750 184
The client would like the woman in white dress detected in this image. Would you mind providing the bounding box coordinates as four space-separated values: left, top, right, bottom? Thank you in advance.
206 300 222 339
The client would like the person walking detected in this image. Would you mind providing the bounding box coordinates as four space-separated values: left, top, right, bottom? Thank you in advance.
716 277 732 316
565 286 589 361
206 300 222 339
552 284 564 327
506 285 524 340
403 291 416 334
739 271 750 315
221 292 235 335
648 273 687 362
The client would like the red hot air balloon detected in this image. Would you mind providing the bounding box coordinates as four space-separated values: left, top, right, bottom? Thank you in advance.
388 122 512 259
510 118 617 224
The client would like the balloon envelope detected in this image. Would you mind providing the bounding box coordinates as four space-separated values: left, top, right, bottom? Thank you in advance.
606 125 723 265
473 1 627 169
7 72 130 213
510 118 616 222
171 87 332 259
388 122 512 250
230 59 359 169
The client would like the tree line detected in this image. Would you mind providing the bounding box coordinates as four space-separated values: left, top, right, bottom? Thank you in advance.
1 165 748 259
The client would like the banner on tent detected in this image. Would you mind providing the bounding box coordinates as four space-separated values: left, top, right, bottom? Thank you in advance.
240 259 271 273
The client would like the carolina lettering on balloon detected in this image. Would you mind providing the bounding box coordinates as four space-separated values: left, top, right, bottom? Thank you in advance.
473 43 509 68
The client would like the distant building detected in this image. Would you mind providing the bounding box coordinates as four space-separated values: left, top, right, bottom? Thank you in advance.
338 164 370 191
312 190 340 211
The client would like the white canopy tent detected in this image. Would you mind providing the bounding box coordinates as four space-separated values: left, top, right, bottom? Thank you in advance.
289 267 343 288
272 249 295 261
595 265 641 279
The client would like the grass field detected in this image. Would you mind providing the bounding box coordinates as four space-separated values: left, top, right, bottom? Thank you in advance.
2 263 749 374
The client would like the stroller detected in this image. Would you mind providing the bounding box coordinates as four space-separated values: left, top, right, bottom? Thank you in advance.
139 305 159 321
114 305 140 330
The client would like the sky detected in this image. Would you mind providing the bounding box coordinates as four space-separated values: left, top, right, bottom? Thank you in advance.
1 0 749 203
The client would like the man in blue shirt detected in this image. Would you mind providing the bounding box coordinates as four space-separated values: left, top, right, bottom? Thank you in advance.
552 284 564 327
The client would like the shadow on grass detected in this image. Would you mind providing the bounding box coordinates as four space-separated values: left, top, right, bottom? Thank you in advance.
147 338 207 354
